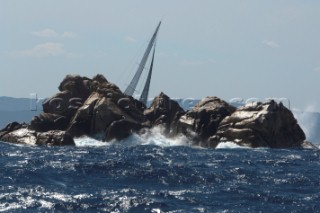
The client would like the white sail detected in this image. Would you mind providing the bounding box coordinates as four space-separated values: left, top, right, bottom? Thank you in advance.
124 21 161 96
139 44 156 105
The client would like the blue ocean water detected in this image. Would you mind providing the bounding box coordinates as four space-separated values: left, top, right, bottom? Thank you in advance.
1 130 319 212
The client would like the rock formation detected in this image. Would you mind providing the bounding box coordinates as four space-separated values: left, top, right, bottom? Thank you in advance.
0 74 148 145
144 92 185 135
208 101 307 148
174 96 236 146
0 74 314 149
0 122 74 146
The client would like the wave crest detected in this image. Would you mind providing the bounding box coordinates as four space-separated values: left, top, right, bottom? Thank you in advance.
74 127 190 148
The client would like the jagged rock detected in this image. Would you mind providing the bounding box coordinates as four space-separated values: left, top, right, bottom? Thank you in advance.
67 84 148 141
42 90 79 118
1 121 24 132
58 74 94 100
36 130 74 146
144 92 185 134
209 100 306 148
0 122 27 138
0 127 37 145
43 75 97 120
67 92 100 137
0 123 74 146
176 96 236 145
92 74 109 85
105 118 144 141
30 112 68 132
29 73 148 142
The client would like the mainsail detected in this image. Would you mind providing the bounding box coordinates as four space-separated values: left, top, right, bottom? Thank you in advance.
124 21 161 98
139 44 156 104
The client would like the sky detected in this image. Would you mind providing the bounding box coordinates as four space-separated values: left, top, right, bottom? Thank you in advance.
0 0 319 112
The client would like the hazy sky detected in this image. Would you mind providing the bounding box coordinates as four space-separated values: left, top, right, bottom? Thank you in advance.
0 0 319 111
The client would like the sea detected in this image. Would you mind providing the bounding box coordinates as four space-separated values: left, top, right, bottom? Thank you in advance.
0 126 319 213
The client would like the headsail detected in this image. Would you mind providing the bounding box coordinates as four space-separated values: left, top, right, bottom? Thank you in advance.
139 44 156 105
124 21 161 96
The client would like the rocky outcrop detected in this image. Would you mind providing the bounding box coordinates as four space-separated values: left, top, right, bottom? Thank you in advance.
67 91 148 141
42 75 99 120
175 96 236 145
29 74 147 143
0 122 74 146
30 112 68 132
144 92 185 135
0 122 27 139
0 74 148 145
0 74 313 148
208 101 306 148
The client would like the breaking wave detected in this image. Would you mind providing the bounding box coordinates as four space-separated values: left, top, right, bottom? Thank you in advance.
75 127 191 148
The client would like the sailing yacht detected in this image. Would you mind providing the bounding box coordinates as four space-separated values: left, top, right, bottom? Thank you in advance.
124 21 161 105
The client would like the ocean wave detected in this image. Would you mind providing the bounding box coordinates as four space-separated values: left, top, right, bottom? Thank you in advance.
73 127 254 149
129 127 190 147
215 142 249 149
74 136 110 147
74 127 191 148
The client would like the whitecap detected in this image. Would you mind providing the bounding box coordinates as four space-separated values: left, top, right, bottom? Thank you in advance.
38 200 54 209
215 142 249 149
74 136 110 147
132 126 190 147
93 126 192 148
151 208 162 213
0 202 21 212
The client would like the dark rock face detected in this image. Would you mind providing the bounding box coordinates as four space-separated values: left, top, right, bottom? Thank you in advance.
175 96 236 145
105 118 144 141
42 75 97 122
30 113 68 132
144 92 185 135
34 74 146 143
36 130 74 146
67 86 147 141
0 74 149 145
58 74 94 101
209 101 306 148
67 92 100 137
42 90 76 118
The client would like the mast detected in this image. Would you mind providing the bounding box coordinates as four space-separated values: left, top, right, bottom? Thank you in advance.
139 44 156 105
124 21 161 96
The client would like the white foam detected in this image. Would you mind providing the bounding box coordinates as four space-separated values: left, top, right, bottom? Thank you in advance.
215 142 248 149
74 136 110 147
0 202 20 212
293 109 319 144
38 200 54 209
132 126 190 147
74 127 190 148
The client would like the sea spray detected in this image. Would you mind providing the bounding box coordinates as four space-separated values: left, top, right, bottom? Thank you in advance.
293 106 319 144
74 136 110 147
215 142 248 149
74 126 191 148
